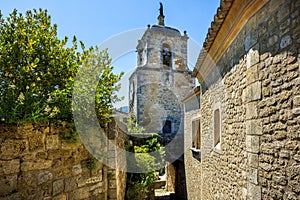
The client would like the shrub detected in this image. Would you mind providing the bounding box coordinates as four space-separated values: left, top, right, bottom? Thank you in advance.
0 9 81 123
86 155 98 171
125 118 164 200
0 9 123 125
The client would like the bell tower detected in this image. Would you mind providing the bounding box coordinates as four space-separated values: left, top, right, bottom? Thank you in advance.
128 4 193 196
128 3 194 135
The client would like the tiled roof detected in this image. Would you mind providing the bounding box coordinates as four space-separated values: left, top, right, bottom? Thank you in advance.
193 0 234 77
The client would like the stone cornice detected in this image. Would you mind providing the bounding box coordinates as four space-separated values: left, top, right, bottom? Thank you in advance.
131 66 192 74
193 0 269 83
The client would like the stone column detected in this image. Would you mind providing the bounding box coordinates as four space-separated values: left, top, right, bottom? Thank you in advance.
244 48 262 200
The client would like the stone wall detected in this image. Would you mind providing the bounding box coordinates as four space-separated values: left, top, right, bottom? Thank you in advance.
183 109 201 200
136 25 188 70
185 0 300 199
130 68 194 135
0 122 126 200
107 120 127 200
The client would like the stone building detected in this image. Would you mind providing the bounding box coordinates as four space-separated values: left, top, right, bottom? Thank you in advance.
182 86 201 199
184 0 300 199
128 5 194 135
128 4 194 198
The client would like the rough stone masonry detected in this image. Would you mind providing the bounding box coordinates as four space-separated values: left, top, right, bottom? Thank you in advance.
0 121 126 200
184 0 300 199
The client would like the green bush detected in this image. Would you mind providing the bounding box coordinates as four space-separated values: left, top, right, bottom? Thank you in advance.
0 9 80 123
86 156 98 171
125 118 164 200
0 9 123 125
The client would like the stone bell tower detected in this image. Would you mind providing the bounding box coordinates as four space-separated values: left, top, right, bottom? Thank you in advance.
128 3 194 136
128 4 193 196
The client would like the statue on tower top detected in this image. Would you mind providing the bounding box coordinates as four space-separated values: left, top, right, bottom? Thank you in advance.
159 2 164 16
158 2 165 26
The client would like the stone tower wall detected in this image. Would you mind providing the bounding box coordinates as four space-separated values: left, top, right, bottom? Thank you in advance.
131 24 193 198
137 29 188 70
130 26 194 135
133 68 193 134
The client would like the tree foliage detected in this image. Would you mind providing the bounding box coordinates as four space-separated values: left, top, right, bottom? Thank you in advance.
73 46 123 128
0 9 122 125
126 117 145 134
126 117 164 200
0 9 80 123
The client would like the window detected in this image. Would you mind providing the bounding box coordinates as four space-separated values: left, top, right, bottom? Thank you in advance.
214 109 221 147
162 120 172 134
192 119 201 149
162 43 171 68
138 49 143 64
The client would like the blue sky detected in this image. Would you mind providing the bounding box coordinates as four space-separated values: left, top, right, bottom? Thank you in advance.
0 0 220 108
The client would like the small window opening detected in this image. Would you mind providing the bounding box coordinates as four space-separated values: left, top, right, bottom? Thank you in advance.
162 120 172 134
214 109 220 147
162 43 171 68
192 119 201 149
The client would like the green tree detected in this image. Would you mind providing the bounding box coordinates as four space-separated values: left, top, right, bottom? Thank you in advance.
0 9 123 125
0 9 80 123
73 47 123 128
